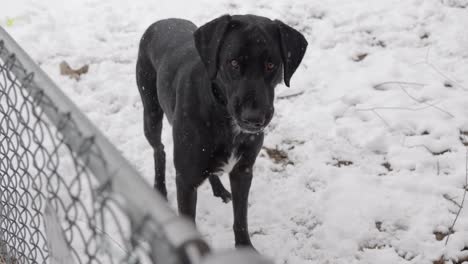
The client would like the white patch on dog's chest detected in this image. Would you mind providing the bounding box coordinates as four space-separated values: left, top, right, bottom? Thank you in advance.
216 152 240 176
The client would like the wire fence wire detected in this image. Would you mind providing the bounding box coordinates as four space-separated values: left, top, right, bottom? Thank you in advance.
0 28 210 264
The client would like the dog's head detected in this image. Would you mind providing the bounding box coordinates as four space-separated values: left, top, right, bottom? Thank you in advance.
194 15 307 133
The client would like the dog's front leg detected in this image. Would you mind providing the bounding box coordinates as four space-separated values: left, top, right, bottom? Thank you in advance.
229 164 255 249
209 174 232 203
176 173 198 222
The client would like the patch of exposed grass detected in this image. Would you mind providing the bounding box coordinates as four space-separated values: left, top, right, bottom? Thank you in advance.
0 255 17 264
460 130 468 146
330 158 353 167
262 146 294 166
381 162 392 172
352 53 368 62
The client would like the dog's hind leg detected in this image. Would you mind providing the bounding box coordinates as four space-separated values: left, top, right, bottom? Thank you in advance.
209 175 231 203
136 58 167 198
176 173 198 221
144 106 166 198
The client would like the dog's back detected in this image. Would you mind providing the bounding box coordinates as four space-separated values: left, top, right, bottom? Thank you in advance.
137 18 201 123
138 19 197 70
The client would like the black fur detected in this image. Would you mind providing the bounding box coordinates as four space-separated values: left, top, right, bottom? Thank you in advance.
136 14 307 249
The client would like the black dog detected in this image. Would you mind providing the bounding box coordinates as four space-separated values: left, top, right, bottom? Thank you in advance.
136 14 307 249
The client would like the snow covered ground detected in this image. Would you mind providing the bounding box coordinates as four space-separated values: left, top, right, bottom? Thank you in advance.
2 0 468 263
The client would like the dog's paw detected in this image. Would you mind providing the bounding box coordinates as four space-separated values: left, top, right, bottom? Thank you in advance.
221 192 232 203
214 189 232 203
235 243 258 253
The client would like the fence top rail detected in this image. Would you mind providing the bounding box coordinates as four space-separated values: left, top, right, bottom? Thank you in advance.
0 25 208 262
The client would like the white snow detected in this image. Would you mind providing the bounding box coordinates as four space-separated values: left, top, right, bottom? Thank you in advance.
3 0 468 263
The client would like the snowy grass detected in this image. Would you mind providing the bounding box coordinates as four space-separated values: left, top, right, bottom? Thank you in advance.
2 0 468 263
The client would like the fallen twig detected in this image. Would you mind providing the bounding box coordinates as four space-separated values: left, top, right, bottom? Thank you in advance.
373 81 426 90
443 193 462 209
398 85 454 118
416 46 468 91
277 91 304 100
445 148 468 245
357 83 453 118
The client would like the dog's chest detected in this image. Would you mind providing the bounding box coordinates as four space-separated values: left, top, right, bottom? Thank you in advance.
211 139 242 176
216 152 240 175
208 127 251 176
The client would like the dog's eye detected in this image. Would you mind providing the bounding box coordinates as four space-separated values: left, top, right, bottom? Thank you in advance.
230 59 240 70
265 62 275 72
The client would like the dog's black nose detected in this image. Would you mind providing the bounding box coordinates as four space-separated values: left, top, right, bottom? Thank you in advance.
240 109 266 129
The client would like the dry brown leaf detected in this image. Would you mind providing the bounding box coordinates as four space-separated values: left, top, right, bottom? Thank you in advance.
59 61 89 81
352 53 368 62
262 146 293 166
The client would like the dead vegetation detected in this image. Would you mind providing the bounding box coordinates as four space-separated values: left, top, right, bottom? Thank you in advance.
375 221 383 232
262 140 304 171
420 32 430 40
358 242 416 261
433 248 468 264
381 162 392 172
0 255 17 264
460 130 468 146
330 158 353 167
441 0 468 8
352 53 368 62
0 241 16 264
433 230 453 241
262 146 294 166
277 91 304 100
435 149 468 263
444 81 453 88
59 61 89 80
356 221 420 261
431 149 452 156
282 139 305 149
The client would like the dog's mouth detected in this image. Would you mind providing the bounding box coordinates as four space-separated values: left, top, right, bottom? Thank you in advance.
228 104 272 134
233 119 266 134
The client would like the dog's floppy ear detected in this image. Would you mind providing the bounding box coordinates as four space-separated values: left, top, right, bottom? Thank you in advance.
274 20 308 87
194 15 232 80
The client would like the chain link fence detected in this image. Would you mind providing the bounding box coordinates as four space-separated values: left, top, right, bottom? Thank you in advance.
0 26 271 264
0 26 210 264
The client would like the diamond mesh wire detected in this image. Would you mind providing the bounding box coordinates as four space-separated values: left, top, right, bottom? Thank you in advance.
0 39 182 264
